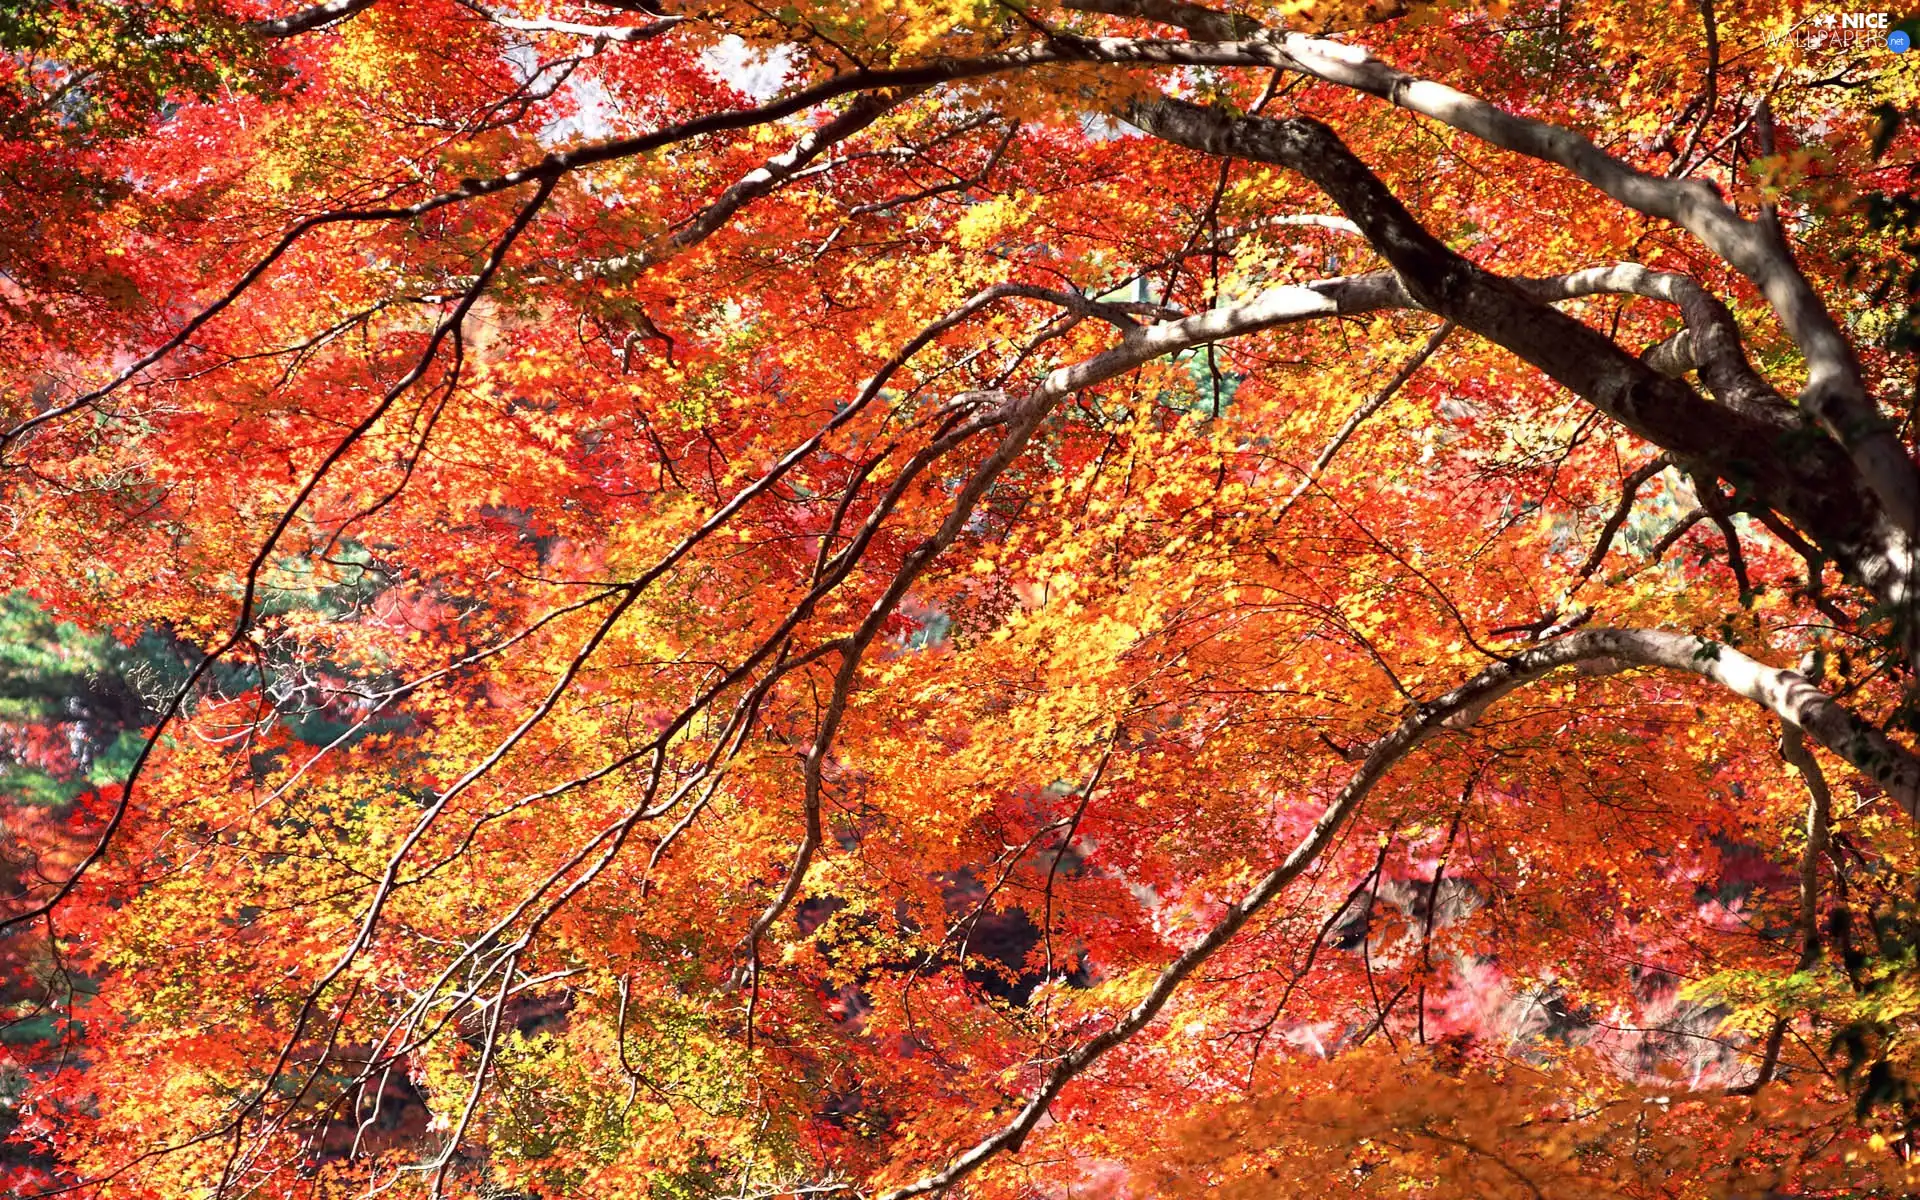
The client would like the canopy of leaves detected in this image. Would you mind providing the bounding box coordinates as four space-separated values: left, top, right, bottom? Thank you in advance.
0 1 1917 1198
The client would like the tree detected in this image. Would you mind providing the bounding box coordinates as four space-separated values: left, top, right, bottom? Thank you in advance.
0 0 1917 1195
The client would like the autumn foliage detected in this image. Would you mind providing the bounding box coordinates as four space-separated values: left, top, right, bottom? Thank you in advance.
0 0 1918 1196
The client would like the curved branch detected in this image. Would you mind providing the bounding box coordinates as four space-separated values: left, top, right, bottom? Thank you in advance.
876 625 1918 1199
1575 454 1672 584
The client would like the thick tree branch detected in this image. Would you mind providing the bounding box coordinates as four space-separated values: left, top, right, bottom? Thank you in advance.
41 26 1916 551
1062 0 1261 39
1057 27 1920 540
1123 95 1914 629
250 0 381 37
1514 264 1790 423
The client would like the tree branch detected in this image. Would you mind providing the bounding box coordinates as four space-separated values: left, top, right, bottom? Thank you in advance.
1122 94 1913 632
876 626 1920 1200
1575 455 1672 585
1733 712 1833 1094
1514 263 1790 423
250 0 381 37
1271 319 1454 525
1062 0 1261 40
1071 28 1920 540
478 12 683 41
